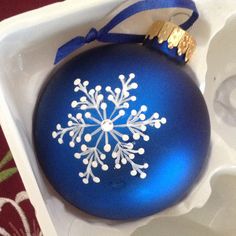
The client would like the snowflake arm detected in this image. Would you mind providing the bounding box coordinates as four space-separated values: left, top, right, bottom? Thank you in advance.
115 105 167 141
75 146 108 184
52 113 98 147
107 73 138 118
71 79 104 119
112 142 148 179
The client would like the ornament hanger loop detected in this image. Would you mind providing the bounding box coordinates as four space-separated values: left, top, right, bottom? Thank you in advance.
54 0 199 64
85 28 99 43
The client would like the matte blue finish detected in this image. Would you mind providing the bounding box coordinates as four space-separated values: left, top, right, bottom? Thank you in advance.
33 44 210 220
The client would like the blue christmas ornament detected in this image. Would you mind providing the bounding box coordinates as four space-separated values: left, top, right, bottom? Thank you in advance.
33 0 210 220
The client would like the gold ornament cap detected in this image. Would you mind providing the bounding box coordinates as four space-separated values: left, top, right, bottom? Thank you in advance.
144 21 196 63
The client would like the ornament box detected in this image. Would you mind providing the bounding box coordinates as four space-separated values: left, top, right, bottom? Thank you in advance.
0 0 236 235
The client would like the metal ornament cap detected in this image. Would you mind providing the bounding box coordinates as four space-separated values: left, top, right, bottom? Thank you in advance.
144 21 196 63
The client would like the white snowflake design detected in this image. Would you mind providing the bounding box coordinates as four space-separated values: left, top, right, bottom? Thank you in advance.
52 73 167 184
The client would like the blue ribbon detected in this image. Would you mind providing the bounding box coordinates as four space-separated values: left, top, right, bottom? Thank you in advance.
54 0 199 64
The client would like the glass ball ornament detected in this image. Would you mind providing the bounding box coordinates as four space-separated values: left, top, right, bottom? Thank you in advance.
33 21 210 220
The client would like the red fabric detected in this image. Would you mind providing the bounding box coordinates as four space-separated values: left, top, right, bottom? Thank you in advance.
0 130 8 161
0 128 41 235
0 1 60 235
0 0 61 21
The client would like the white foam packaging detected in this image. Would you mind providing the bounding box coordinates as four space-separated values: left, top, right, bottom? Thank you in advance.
0 0 236 235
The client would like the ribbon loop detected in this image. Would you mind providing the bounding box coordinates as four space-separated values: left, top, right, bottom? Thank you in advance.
85 28 99 43
54 0 199 64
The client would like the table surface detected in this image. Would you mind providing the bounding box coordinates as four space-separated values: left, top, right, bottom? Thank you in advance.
0 1 60 235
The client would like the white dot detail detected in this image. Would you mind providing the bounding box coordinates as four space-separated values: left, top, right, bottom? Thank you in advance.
101 119 114 132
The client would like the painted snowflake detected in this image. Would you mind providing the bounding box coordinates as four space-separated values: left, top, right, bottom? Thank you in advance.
52 73 167 184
